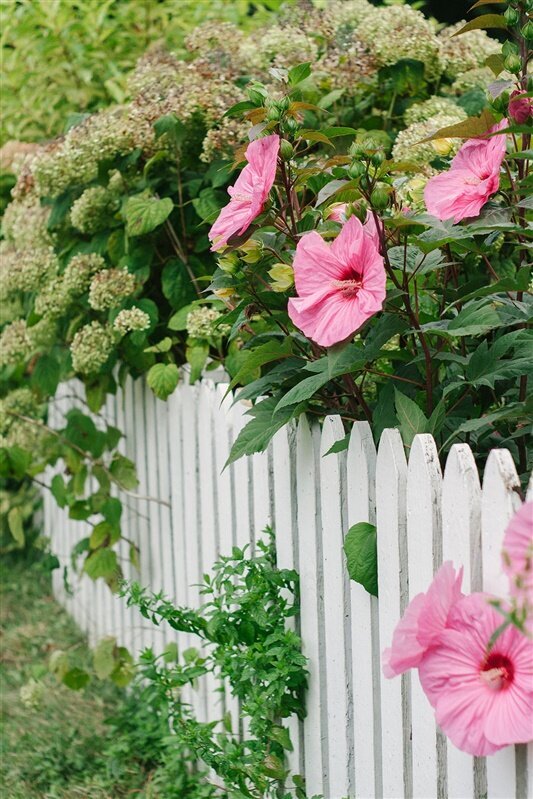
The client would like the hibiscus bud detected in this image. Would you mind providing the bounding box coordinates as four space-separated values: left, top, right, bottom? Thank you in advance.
349 142 365 159
248 87 266 105
508 90 533 124
431 138 455 157
371 150 386 166
504 6 520 25
214 287 236 300
351 200 369 222
522 20 533 40
218 253 239 274
370 185 390 210
285 117 300 134
279 139 294 160
504 53 522 74
348 160 366 179
491 90 510 113
277 97 290 113
267 106 281 122
240 239 263 264
268 263 294 292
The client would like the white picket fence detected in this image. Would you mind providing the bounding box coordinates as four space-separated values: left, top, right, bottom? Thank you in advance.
43 376 532 799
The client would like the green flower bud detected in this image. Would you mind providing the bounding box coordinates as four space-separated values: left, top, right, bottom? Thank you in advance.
284 117 300 134
279 139 294 161
370 185 390 210
218 253 240 274
504 53 522 74
348 160 366 179
268 263 294 292
521 20 533 40
240 239 263 264
504 6 520 25
371 150 386 167
267 107 281 122
491 90 510 113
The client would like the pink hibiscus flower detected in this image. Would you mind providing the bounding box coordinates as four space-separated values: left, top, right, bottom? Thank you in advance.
424 119 508 223
287 215 386 347
383 562 464 678
502 502 533 635
209 134 280 251
418 593 533 756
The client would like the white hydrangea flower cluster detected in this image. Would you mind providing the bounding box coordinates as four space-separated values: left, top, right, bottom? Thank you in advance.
0 319 32 367
0 245 59 298
0 387 47 452
70 321 116 374
392 113 464 171
186 306 223 340
113 307 151 336
2 193 53 249
439 21 500 80
448 67 497 95
62 253 106 295
404 97 466 126
88 268 136 311
29 108 135 199
34 276 72 320
27 317 57 350
70 185 120 234
257 27 319 69
357 5 441 80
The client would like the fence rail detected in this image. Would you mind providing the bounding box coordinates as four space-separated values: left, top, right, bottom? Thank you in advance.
44 377 531 799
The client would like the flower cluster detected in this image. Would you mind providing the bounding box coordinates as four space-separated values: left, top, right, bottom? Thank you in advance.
70 321 116 375
19 679 45 710
70 185 120 234
392 112 466 171
113 307 151 336
62 253 106 295
357 5 441 80
185 306 222 340
0 245 59 298
34 277 73 320
0 388 46 452
1 192 53 249
0 319 32 367
88 268 136 311
439 20 500 80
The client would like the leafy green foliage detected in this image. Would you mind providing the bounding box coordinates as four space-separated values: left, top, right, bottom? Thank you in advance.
123 532 310 797
344 522 378 597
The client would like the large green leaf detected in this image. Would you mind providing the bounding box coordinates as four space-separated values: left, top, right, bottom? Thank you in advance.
146 363 179 400
394 388 428 447
7 507 25 547
124 193 173 237
226 396 305 466
161 259 197 309
93 636 117 680
419 302 502 338
344 522 378 597
84 548 118 580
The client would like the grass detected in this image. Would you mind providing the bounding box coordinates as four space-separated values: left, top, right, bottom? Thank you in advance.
0 557 145 798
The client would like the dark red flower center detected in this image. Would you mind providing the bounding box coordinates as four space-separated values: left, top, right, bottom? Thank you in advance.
480 652 515 691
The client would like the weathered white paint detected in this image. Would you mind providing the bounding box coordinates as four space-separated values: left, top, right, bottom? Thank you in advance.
44 377 531 799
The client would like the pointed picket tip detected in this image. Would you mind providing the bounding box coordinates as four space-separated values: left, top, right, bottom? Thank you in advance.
408 433 443 481
376 427 407 476
482 448 521 496
348 420 376 462
443 443 480 487
320 414 346 457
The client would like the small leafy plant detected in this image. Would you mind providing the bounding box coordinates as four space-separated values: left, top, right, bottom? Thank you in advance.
122 531 311 798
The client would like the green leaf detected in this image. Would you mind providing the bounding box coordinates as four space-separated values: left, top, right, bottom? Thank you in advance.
84 548 118 580
93 636 116 680
62 668 90 691
89 521 115 549
168 303 196 331
64 409 106 458
30 354 60 396
226 396 305 466
192 187 226 223
274 372 331 413
427 399 446 437
124 193 173 237
452 14 507 35
324 433 350 455
388 245 446 275
147 363 179 400
153 114 187 146
144 337 172 353
223 100 257 118
50 474 68 508
7 507 24 547
394 388 428 447
161 259 197 309
186 343 208 383
49 650 70 681
420 109 496 142
344 522 378 597
269 725 293 751
321 126 358 138
288 62 311 86
420 302 502 338
228 340 293 391
109 453 138 490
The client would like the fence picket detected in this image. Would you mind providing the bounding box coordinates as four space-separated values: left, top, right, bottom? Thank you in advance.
376 428 409 799
319 415 351 798
272 423 302 776
295 415 325 796
442 444 483 798
346 421 380 799
407 434 444 799
45 380 531 798
481 450 522 799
